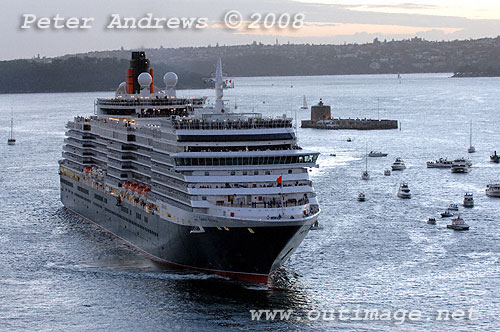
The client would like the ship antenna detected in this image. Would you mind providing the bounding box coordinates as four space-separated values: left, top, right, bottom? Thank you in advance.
215 57 224 113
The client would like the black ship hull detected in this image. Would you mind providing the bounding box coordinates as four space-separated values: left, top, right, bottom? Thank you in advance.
60 176 314 283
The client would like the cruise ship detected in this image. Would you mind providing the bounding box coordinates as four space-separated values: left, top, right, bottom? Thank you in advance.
59 52 320 283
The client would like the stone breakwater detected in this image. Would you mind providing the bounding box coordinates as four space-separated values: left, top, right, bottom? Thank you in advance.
301 118 398 130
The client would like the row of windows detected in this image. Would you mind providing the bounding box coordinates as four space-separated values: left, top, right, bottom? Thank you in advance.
77 186 89 195
174 154 318 167
104 208 158 237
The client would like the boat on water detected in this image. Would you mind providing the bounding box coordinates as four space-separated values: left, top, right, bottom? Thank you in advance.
486 183 500 197
451 158 471 173
391 157 406 171
426 158 452 168
310 220 322 230
300 95 308 110
427 217 436 225
491 151 499 163
329 153 336 157
368 151 388 157
397 182 411 198
361 143 370 180
7 110 15 145
346 137 352 142
448 203 459 211
468 120 475 153
463 193 474 208
440 210 454 218
58 51 321 284
358 192 366 201
384 169 391 176
447 216 469 231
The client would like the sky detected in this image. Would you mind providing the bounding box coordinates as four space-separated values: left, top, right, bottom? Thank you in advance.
2 0 500 60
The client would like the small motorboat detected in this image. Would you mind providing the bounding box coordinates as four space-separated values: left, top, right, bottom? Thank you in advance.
368 151 388 157
361 171 370 180
447 216 469 231
391 157 406 171
486 183 500 197
448 203 459 211
491 151 499 163
310 220 322 230
346 137 352 142
384 169 391 176
440 209 454 218
397 182 411 199
329 153 336 157
451 158 471 173
427 217 436 225
463 193 474 208
358 192 366 202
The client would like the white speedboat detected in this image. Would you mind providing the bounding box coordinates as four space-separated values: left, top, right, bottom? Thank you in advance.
391 158 406 171
368 151 388 157
486 184 500 197
447 216 469 231
463 193 474 208
447 203 459 211
426 158 452 168
358 192 366 201
397 182 411 198
384 169 391 176
451 158 471 173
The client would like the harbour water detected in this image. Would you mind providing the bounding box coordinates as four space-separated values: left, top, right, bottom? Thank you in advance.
1 73 499 331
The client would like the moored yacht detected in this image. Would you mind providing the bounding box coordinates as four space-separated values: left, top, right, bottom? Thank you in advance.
468 120 475 153
7 110 15 145
397 182 411 198
391 157 406 171
58 52 320 284
486 184 500 197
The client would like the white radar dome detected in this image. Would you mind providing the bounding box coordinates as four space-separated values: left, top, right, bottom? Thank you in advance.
137 72 152 88
164 72 178 88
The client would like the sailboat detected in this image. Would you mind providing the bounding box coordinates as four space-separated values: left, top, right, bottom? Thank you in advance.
468 120 475 153
7 109 16 145
361 143 370 180
300 95 308 110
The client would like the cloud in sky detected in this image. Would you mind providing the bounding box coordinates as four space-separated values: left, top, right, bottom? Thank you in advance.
2 0 499 60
